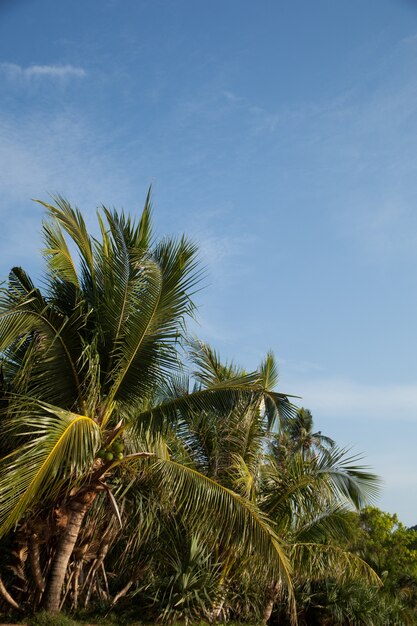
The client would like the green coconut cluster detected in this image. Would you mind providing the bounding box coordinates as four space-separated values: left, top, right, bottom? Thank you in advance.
97 440 125 462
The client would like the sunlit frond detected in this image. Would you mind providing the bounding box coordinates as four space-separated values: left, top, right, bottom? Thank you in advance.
36 197 96 296
316 447 382 509
144 457 295 609
0 401 100 535
42 219 80 287
133 375 264 434
291 543 381 586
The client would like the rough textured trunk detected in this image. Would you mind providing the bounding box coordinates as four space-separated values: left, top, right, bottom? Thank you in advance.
29 532 45 593
262 580 282 624
208 595 226 622
42 490 96 613
29 531 45 608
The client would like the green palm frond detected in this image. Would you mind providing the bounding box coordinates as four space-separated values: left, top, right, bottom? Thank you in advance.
36 196 96 295
147 458 295 601
316 447 381 509
259 350 279 390
0 400 101 535
133 375 264 433
189 339 241 385
42 218 80 287
260 445 380 543
291 542 381 586
230 453 257 501
293 504 356 543
102 257 164 404
0 270 86 408
102 239 201 411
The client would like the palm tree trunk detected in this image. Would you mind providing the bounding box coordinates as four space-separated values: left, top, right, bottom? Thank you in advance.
42 490 96 613
29 531 45 609
208 595 225 622
262 580 282 624
29 532 45 593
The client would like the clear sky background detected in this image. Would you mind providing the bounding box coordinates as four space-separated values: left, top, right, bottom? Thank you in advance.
1 0 417 523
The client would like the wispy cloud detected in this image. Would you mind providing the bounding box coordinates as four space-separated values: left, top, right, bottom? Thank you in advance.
0 62 86 79
220 90 281 133
284 377 417 422
0 109 139 276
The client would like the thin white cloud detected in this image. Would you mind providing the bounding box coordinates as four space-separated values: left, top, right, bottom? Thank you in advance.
284 377 417 421
0 109 139 278
0 62 86 79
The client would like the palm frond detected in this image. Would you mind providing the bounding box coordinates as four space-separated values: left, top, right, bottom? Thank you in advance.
35 197 96 299
41 218 80 287
0 400 101 535
148 458 294 602
291 542 381 586
316 447 382 509
133 375 264 433
259 351 279 390
0 275 86 409
188 339 241 385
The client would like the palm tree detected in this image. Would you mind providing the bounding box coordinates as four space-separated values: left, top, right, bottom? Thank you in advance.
259 434 381 623
164 349 380 623
279 407 335 459
0 194 294 614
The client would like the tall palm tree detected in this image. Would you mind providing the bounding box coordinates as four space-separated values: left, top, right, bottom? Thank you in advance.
165 349 380 623
0 195 294 613
259 432 381 623
279 407 335 459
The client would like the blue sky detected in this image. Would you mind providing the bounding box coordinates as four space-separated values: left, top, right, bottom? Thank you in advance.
1 0 417 522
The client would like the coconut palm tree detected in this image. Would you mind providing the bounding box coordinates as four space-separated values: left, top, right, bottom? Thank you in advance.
259 435 381 623
282 407 335 458
0 194 294 614
161 348 380 623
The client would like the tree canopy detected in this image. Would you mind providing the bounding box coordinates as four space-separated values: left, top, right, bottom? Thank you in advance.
0 195 411 626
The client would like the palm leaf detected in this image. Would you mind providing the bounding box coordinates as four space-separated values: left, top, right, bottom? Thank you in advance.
0 269 86 409
42 219 80 287
144 458 295 606
316 447 381 508
0 400 101 535
133 375 264 433
290 542 381 586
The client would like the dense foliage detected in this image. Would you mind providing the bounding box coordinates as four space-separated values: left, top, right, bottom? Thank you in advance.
0 196 415 625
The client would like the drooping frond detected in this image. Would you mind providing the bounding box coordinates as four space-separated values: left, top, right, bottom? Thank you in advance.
316 447 382 509
290 543 381 586
0 400 101 536
0 267 86 409
261 445 381 543
145 457 295 609
293 503 356 544
132 373 264 433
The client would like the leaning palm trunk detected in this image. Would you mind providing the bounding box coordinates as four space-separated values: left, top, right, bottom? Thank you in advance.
43 490 96 612
262 580 282 624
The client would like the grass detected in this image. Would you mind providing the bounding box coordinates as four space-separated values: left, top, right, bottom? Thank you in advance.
0 615 260 626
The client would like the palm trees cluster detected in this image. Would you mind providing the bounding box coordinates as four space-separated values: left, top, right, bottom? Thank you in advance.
0 195 405 624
